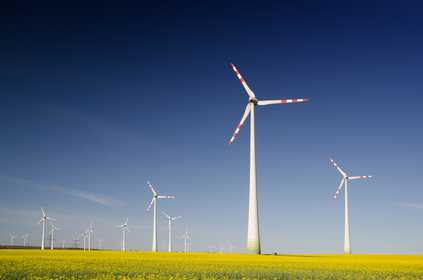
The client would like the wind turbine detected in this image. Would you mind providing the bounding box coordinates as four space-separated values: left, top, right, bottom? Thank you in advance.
62 240 66 249
81 231 87 251
226 242 236 253
38 208 55 250
228 63 308 254
22 234 29 247
87 223 93 251
98 239 103 250
330 158 372 254
50 224 60 250
181 230 191 253
73 236 80 249
9 233 16 246
146 181 175 252
161 211 182 252
117 218 130 251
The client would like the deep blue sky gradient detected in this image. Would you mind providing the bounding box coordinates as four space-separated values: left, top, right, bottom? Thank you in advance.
0 0 422 253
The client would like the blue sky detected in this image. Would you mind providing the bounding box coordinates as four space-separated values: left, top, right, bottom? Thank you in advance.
0 0 422 253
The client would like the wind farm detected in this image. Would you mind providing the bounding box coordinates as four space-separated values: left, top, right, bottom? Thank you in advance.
1 0 423 279
0 63 421 280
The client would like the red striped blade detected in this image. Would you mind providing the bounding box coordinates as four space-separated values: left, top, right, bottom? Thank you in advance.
230 63 256 99
257 98 309 106
228 103 251 144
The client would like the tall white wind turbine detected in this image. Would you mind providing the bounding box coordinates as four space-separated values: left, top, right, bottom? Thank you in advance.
146 181 175 252
330 158 372 254
38 208 55 250
117 218 130 251
228 63 308 254
161 211 181 252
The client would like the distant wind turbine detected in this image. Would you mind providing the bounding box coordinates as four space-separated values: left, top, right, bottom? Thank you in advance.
81 231 87 251
117 218 130 251
330 158 372 254
181 230 191 253
226 242 236 253
87 223 93 251
21 234 29 247
228 63 308 254
73 236 80 249
38 208 55 250
146 181 175 252
9 233 16 246
161 211 181 252
50 224 60 250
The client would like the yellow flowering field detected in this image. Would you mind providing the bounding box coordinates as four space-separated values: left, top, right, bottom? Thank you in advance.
0 250 422 279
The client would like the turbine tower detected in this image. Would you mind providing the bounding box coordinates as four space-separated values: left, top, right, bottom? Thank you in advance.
38 208 55 250
117 218 130 251
161 211 182 252
228 63 308 254
146 181 175 252
330 158 372 254
50 224 60 250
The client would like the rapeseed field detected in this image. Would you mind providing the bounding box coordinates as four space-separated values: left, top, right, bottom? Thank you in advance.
0 250 422 279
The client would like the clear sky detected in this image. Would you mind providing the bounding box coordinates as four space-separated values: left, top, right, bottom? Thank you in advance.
1 0 422 253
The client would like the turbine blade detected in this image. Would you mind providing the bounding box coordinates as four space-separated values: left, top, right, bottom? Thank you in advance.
228 103 251 144
173 216 182 220
257 98 308 106
147 181 157 196
146 198 154 211
41 208 46 217
125 218 129 225
47 217 56 221
157 195 175 199
348 175 372 180
161 211 170 219
333 178 346 199
230 63 256 98
330 158 347 177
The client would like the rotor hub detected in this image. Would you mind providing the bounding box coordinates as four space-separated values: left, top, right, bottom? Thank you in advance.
249 98 258 104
